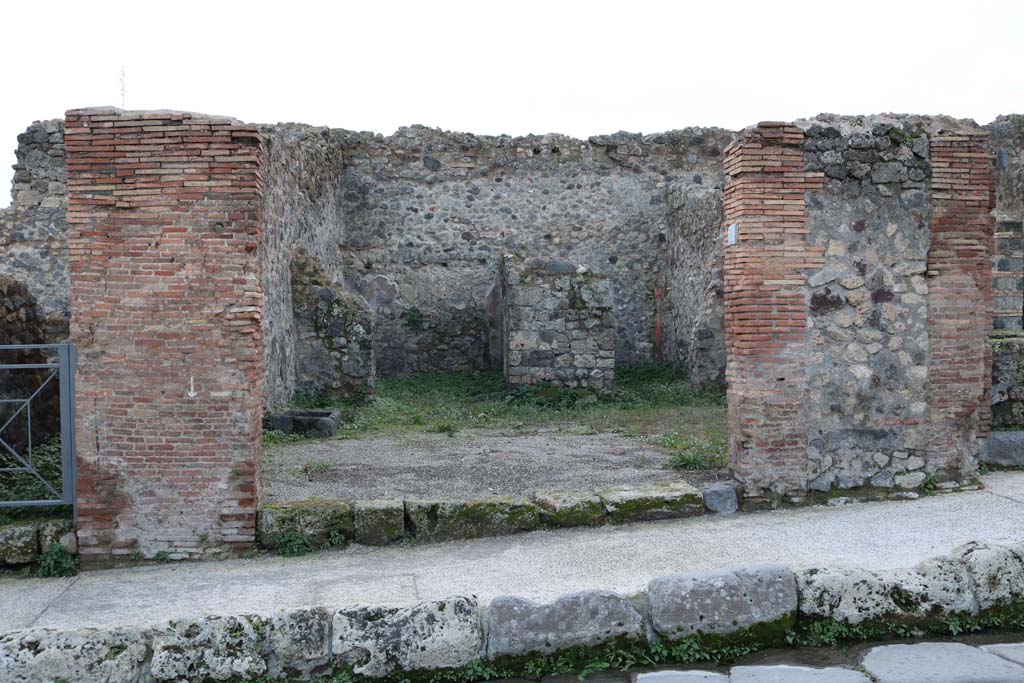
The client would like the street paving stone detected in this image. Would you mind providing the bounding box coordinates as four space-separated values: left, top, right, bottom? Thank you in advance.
861 642 1024 683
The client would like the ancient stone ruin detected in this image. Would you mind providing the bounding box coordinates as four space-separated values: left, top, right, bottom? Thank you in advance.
0 107 1022 562
497 255 615 393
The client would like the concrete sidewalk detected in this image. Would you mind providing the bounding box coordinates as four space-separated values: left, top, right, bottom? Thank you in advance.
4 472 1024 634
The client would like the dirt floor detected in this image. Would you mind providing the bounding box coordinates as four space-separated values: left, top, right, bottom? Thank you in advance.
262 424 727 503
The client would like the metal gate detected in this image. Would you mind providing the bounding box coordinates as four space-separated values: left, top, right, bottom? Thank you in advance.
0 344 77 516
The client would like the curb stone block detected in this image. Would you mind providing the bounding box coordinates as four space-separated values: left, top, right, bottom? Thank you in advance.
984 432 1024 467
648 565 796 638
353 500 405 545
332 597 482 677
485 590 644 658
37 520 77 555
0 524 38 565
797 567 904 624
405 497 540 542
886 555 979 617
730 665 870 682
954 542 1024 610
150 615 267 682
861 642 1024 683
265 607 332 680
599 481 704 524
0 627 149 683
701 483 738 514
257 499 353 548
534 490 607 527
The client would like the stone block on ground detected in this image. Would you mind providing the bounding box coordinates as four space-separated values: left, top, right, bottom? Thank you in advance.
701 482 738 514
648 565 796 639
332 597 482 677
265 607 332 680
0 524 38 565
730 665 870 682
861 642 1024 683
599 481 704 524
353 500 405 545
534 490 607 527
634 672 729 682
150 615 267 682
984 432 1024 467
257 498 353 549
0 627 149 683
405 497 540 542
796 567 904 624
37 520 76 555
485 590 644 658
954 541 1024 610
980 643 1024 665
266 409 341 437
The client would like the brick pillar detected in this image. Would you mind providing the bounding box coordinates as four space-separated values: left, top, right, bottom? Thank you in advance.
65 108 264 566
722 124 824 497
927 133 995 469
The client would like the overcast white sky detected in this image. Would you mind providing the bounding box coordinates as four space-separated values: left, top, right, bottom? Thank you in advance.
2 0 1022 197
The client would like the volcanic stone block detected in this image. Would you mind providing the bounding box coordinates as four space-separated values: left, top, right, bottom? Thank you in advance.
599 481 704 523
954 542 1024 610
649 565 796 639
0 524 38 565
404 497 540 542
485 590 645 658
266 409 341 437
701 482 739 514
265 607 332 680
353 499 405 545
861 643 1024 683
984 431 1024 466
332 597 482 677
150 615 267 682
257 499 353 549
731 666 870 682
534 490 607 527
498 255 615 393
0 627 149 683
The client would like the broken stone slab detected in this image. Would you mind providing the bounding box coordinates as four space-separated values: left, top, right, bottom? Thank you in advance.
984 431 1024 467
332 597 482 677
534 490 606 527
0 524 38 565
353 499 405 546
0 627 149 683
485 590 644 659
701 482 738 514
599 481 704 524
861 642 1024 683
257 498 353 549
730 665 870 682
405 497 540 542
954 542 1024 610
150 615 266 682
648 565 796 640
266 409 341 437
264 607 332 681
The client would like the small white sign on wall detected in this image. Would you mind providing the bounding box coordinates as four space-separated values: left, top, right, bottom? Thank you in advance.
727 223 738 246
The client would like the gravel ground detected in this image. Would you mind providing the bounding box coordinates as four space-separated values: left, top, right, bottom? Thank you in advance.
262 425 724 502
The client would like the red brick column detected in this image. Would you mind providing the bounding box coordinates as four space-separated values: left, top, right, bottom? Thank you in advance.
927 133 995 471
65 108 264 566
723 124 824 497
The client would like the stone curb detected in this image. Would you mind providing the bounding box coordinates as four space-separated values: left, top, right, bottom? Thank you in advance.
255 477 981 553
4 539 1024 681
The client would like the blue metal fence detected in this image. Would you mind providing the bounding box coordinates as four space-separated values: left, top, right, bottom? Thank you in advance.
0 343 77 518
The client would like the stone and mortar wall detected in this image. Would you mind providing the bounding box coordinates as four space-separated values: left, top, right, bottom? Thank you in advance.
3 539 1024 681
65 108 264 566
660 186 726 387
725 116 994 499
338 126 734 377
0 120 68 340
498 255 615 393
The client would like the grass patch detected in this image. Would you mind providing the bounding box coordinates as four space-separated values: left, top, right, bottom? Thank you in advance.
666 431 728 470
274 363 727 446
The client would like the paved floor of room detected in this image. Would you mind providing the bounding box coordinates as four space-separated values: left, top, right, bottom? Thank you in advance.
3 471 1023 634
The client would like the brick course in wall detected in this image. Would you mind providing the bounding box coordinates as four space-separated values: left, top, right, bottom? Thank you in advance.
723 123 824 495
65 108 264 566
927 133 995 470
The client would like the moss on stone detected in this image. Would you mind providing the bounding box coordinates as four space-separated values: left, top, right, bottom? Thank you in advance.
353 500 405 546
405 497 540 542
256 498 353 550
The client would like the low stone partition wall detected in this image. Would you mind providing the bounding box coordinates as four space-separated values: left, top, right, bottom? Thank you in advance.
4 540 1024 682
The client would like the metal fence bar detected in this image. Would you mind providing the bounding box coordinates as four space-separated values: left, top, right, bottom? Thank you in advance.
58 344 77 515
